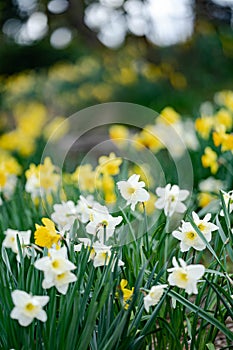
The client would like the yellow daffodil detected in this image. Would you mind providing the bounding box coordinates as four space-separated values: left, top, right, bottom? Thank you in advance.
215 108 232 130
100 174 117 204
156 107 181 125
97 152 122 176
34 218 60 248
195 116 215 139
71 164 96 192
119 279 134 309
201 147 218 174
133 126 163 152
109 125 129 147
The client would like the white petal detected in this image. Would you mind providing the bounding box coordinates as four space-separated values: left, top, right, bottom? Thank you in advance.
144 295 152 312
179 258 187 268
187 265 205 279
172 230 183 240
136 188 150 202
179 189 189 200
36 310 47 322
154 198 165 209
128 174 140 184
86 222 96 235
34 257 50 271
18 315 33 327
192 211 199 222
175 202 187 214
34 296 49 307
10 307 21 319
155 187 165 197
42 279 54 289
11 290 30 306
130 202 136 211
167 273 176 286
193 242 206 251
172 256 179 268
203 213 211 222
180 241 190 252
56 283 69 295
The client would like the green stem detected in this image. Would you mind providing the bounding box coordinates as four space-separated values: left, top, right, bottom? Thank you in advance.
142 202 149 254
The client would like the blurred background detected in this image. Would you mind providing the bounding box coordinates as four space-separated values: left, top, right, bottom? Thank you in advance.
0 0 233 121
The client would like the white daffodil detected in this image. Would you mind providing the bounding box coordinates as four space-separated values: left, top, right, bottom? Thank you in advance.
199 177 223 193
144 284 168 312
172 211 218 252
76 195 96 223
167 257 205 295
92 242 124 269
155 184 189 217
10 290 49 327
86 203 122 243
220 190 233 216
93 243 112 268
117 174 150 211
3 229 31 261
1 175 18 199
51 201 78 232
34 247 77 294
43 270 77 295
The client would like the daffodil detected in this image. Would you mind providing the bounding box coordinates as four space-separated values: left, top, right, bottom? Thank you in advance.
51 201 78 232
86 203 122 243
144 284 168 312
34 218 60 248
156 106 181 125
92 242 124 269
97 152 122 176
71 164 96 192
119 279 134 309
99 174 117 204
3 229 31 261
195 116 215 139
0 154 22 199
199 177 223 193
10 290 49 327
215 108 232 130
155 184 189 217
76 195 96 223
167 257 205 295
172 212 218 252
109 124 129 147
25 157 60 200
117 174 150 211
201 147 218 174
133 126 163 152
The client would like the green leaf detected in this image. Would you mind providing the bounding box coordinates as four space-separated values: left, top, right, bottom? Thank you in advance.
168 290 233 341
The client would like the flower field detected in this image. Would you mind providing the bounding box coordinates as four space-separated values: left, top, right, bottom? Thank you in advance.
0 90 233 350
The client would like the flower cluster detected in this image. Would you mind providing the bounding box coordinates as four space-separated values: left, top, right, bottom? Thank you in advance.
34 247 77 294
